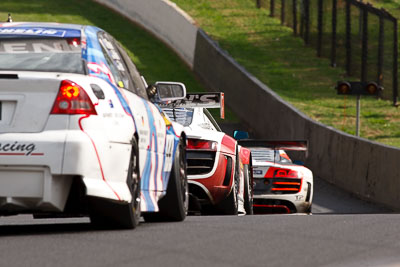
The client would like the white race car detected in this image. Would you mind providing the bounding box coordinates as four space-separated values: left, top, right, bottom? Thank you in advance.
160 93 253 215
0 22 189 228
237 140 313 214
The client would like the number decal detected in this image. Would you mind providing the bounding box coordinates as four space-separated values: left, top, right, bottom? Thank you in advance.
163 135 174 172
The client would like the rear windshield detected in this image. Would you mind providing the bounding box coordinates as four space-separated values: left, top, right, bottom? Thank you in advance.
0 38 84 74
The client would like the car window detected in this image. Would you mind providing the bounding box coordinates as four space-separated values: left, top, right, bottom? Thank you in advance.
0 38 84 73
113 40 148 99
204 108 222 132
98 32 135 91
98 34 123 85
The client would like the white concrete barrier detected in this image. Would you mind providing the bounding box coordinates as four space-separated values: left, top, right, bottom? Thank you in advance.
95 0 197 67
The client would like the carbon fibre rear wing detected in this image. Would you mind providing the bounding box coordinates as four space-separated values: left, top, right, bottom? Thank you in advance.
238 140 309 163
238 140 308 151
158 92 225 119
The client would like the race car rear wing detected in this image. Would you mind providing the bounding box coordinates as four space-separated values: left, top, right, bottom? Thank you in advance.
158 92 225 119
238 140 309 163
238 140 308 152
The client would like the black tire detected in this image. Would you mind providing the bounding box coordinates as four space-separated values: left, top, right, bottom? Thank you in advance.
89 139 141 229
217 154 239 215
306 204 312 214
243 163 254 215
143 138 188 222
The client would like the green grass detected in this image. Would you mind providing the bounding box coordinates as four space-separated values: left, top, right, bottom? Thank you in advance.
172 0 400 147
0 0 239 123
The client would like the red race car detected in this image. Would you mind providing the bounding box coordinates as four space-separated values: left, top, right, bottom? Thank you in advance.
161 93 253 215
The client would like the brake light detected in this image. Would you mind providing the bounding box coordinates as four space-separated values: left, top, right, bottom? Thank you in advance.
67 38 81 47
187 139 217 151
51 80 97 115
264 166 299 178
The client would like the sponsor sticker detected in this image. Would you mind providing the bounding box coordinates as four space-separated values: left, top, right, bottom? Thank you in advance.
0 142 41 156
253 169 263 175
0 28 67 37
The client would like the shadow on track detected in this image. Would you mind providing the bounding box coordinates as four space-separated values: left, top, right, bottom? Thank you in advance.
0 222 94 236
0 216 137 236
312 176 393 214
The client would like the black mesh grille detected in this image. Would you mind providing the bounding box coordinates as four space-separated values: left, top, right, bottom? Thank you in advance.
187 151 216 175
254 178 302 195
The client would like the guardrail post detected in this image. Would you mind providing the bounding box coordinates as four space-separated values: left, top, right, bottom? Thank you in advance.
345 0 351 76
377 16 384 87
331 0 337 67
393 19 398 106
304 0 310 44
300 0 304 37
293 0 298 35
361 6 368 83
270 0 275 17
317 0 323 57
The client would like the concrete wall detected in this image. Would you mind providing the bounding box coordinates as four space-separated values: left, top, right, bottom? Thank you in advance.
96 0 400 210
95 0 198 67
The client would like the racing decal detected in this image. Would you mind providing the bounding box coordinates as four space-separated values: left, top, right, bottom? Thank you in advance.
140 191 147 210
78 114 121 201
140 134 155 211
161 127 179 190
0 27 80 38
83 27 114 84
83 27 135 121
0 142 43 156
163 135 174 172
148 136 158 210
159 93 223 108
139 100 159 211
139 100 180 211
0 41 76 53
87 62 116 84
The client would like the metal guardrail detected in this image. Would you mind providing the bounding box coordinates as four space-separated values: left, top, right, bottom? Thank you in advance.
257 0 398 106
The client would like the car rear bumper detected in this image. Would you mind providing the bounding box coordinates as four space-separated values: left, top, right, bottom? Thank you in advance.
254 182 313 213
0 165 73 214
0 128 113 213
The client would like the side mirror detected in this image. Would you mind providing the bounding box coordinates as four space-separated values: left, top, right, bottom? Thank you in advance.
233 130 249 140
155 82 186 102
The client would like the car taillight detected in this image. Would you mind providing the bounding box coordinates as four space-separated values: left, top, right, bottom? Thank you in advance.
264 166 299 178
51 80 97 115
67 38 81 47
187 139 217 151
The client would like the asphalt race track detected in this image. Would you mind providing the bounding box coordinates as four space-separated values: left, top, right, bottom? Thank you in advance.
0 177 398 267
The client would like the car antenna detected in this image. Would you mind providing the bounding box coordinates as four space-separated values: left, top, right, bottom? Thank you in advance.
7 13 12 22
